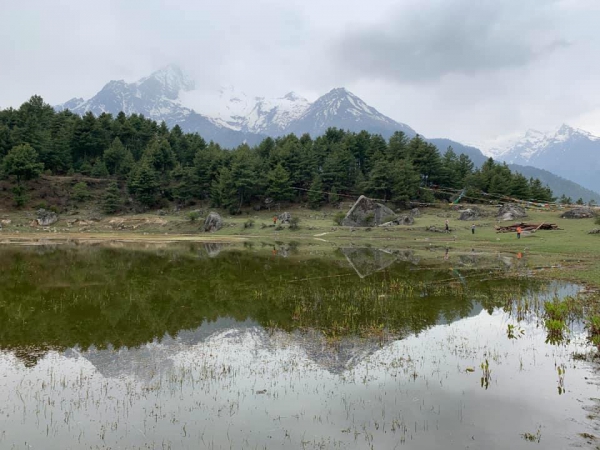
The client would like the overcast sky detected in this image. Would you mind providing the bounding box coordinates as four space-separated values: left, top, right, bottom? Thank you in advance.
2 0 600 148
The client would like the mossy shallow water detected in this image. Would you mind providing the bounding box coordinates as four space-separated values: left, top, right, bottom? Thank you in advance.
0 244 597 449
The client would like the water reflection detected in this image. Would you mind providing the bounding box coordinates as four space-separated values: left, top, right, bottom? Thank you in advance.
0 244 596 449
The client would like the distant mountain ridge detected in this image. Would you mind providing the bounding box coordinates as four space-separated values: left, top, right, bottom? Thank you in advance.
55 65 600 202
427 138 600 203
490 124 600 193
56 64 416 143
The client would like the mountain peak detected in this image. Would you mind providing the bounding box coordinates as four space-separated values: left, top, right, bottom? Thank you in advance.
556 123 574 135
326 87 351 97
282 91 303 101
140 64 195 97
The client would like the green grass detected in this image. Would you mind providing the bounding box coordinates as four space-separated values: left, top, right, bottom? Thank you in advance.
2 202 599 285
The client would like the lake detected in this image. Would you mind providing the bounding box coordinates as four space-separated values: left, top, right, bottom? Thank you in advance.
0 242 597 449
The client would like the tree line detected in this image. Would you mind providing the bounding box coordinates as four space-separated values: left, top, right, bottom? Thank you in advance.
0 95 554 212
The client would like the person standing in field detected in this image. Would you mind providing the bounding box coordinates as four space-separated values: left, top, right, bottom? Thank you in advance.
273 216 277 225
445 219 449 233
517 226 522 239
471 224 475 234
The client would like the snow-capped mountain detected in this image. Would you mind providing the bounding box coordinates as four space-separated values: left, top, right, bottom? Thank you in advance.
56 64 194 122
285 87 416 139
56 65 415 146
53 65 600 198
492 124 600 192
199 87 311 135
56 65 264 148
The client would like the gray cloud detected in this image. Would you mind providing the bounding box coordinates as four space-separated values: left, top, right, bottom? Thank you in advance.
1 0 600 145
332 0 568 83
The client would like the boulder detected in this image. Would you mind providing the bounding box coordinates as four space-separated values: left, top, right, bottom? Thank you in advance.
278 212 292 224
497 203 527 221
410 208 421 217
589 228 600 234
342 195 395 227
561 207 597 219
203 212 223 232
458 208 481 221
379 215 414 227
36 209 58 226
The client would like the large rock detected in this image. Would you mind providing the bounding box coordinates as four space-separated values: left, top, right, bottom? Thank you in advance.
589 228 600 234
278 212 291 224
203 212 223 232
342 195 395 227
561 207 597 219
458 208 481 221
36 209 58 226
497 203 527 221
379 215 414 227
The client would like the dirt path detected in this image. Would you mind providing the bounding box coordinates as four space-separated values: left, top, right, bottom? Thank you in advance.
0 232 247 245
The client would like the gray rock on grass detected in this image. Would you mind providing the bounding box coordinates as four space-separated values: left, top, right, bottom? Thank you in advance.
561 207 597 219
36 209 59 226
497 203 527 221
342 195 395 227
278 212 291 224
203 212 223 232
458 208 481 221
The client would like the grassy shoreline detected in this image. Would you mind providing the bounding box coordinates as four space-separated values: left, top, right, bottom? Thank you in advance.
1 203 599 285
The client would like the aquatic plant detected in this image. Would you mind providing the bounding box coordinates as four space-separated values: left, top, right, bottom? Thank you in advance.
521 429 542 443
557 363 566 395
506 324 525 340
480 359 491 389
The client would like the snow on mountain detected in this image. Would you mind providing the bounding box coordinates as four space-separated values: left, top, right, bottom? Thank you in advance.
284 87 416 139
54 66 600 199
55 65 267 148
493 124 600 192
57 67 414 144
494 124 600 163
56 64 195 123
191 87 311 135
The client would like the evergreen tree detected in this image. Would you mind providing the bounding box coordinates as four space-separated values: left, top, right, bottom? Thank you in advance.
308 174 324 209
387 131 409 161
456 154 475 184
510 173 531 200
391 159 420 204
439 147 460 189
409 139 442 185
102 181 122 214
172 165 199 205
104 137 128 175
143 138 176 174
365 153 394 200
72 182 91 202
328 185 340 204
530 178 554 202
229 147 257 210
559 194 571 204
489 174 511 196
211 166 237 212
129 161 159 207
2 143 44 183
91 160 109 178
79 160 92 175
266 163 293 201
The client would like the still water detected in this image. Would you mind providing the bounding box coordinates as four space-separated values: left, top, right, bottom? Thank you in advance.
0 244 597 449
